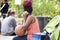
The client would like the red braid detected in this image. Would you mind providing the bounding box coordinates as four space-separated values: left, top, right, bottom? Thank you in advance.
23 1 33 14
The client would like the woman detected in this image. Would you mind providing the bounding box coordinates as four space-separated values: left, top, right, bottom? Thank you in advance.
13 1 40 40
0 0 9 19
1 10 16 36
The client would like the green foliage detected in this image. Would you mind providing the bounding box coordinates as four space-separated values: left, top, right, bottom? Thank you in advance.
56 9 60 15
0 0 60 17
32 0 40 16
33 0 56 16
8 0 24 17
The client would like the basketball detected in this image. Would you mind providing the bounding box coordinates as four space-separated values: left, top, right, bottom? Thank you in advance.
15 25 25 36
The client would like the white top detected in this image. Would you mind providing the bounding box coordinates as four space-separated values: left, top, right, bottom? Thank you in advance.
1 16 16 36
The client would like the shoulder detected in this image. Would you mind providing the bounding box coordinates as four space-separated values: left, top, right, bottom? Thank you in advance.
28 15 35 19
2 18 8 22
6 3 8 5
27 15 35 22
11 17 15 20
11 17 16 21
8 16 14 20
5 3 9 6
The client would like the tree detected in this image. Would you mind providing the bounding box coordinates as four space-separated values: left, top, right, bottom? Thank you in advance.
5 0 60 17
8 0 24 17
32 0 56 17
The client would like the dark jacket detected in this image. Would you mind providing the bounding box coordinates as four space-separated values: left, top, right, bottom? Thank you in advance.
1 3 9 13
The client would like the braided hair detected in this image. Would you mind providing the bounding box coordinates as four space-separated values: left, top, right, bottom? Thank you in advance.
23 1 33 14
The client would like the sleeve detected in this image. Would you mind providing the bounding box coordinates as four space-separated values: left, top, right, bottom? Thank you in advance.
0 4 5 11
7 3 9 8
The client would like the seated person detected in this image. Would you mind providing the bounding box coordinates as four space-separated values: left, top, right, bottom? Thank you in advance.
13 1 40 40
1 10 16 36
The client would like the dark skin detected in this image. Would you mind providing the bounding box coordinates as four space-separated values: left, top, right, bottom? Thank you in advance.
21 11 35 35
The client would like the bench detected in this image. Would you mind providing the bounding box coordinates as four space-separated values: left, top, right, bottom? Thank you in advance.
0 35 15 40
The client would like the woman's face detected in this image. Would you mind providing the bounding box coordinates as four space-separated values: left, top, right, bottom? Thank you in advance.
2 0 6 3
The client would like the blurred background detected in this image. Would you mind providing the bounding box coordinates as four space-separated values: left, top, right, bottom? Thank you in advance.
0 0 60 17
0 0 60 32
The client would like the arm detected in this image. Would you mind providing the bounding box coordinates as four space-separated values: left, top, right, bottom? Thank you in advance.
12 18 17 29
22 15 34 31
0 4 5 11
